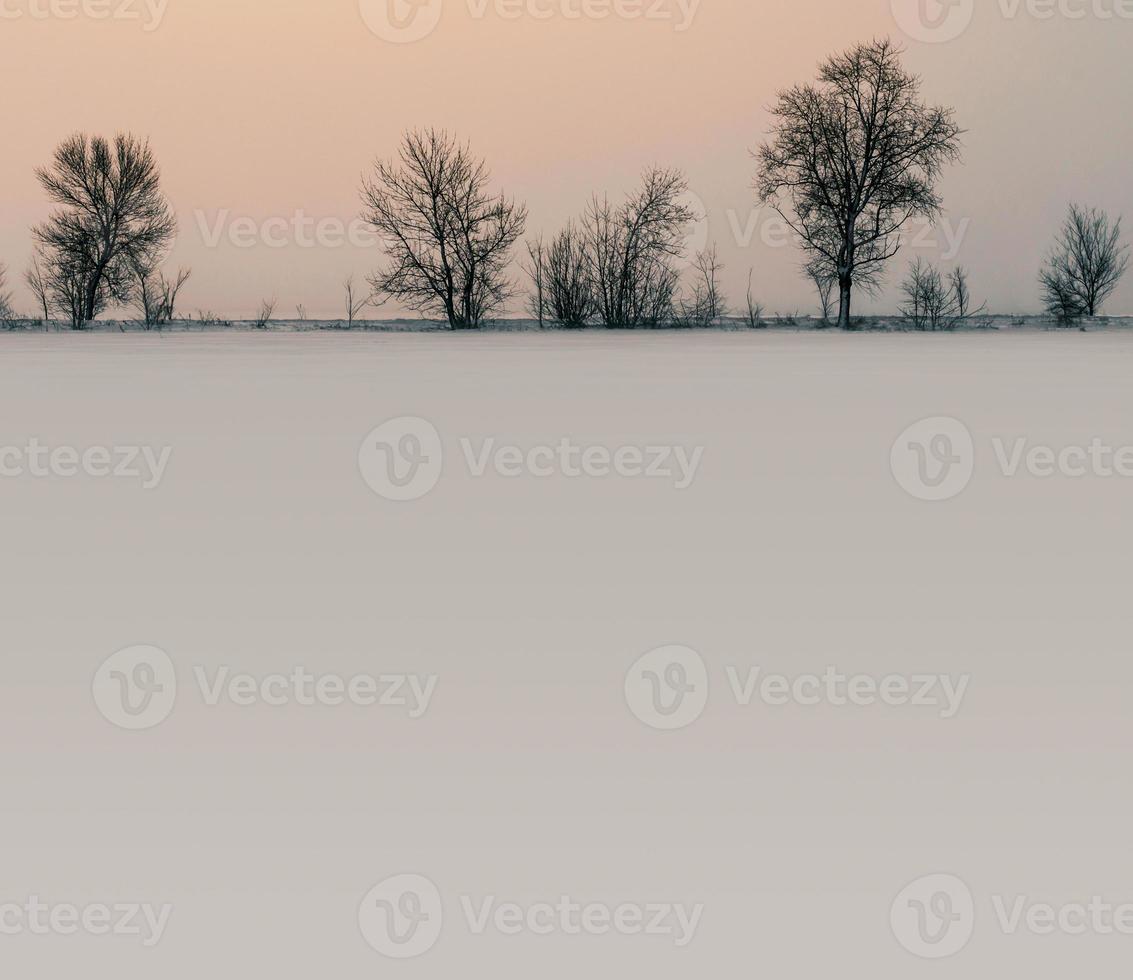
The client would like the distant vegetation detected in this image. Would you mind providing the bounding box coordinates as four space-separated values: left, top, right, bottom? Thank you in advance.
3 39 1127 333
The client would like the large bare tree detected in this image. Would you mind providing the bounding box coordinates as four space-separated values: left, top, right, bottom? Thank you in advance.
1039 204 1128 322
582 168 695 328
33 133 177 328
361 129 527 329
756 38 963 329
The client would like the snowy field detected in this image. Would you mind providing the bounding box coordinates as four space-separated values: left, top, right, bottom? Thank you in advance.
1 329 1131 978
6 313 1133 332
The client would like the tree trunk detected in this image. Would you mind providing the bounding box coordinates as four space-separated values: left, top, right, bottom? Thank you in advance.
83 268 103 325
836 277 852 330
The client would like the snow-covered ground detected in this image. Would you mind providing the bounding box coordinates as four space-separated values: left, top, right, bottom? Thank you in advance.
1 330 1130 978
6 313 1133 332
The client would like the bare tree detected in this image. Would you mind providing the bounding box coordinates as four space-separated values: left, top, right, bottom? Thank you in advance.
1041 267 1082 326
25 251 53 327
361 129 527 329
524 224 597 328
678 245 727 327
33 133 176 328
344 274 371 327
522 236 547 327
743 267 761 328
135 266 191 329
1039 204 1129 323
34 232 91 330
900 258 982 330
949 267 974 321
0 264 13 325
546 223 598 327
757 38 963 330
583 168 695 328
806 259 837 324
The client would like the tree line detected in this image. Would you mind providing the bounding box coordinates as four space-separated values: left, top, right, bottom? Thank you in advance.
2 38 1127 332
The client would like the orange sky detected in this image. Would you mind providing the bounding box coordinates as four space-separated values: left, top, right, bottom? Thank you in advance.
2 0 1131 317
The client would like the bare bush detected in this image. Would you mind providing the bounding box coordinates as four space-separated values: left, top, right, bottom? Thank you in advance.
253 298 276 329
524 223 598 328
344 274 372 327
583 168 694 328
757 38 963 329
949 267 975 321
362 129 527 329
744 270 765 328
1039 204 1129 324
900 258 982 330
25 252 53 328
676 245 727 327
523 236 547 327
31 232 92 329
135 266 191 329
0 264 13 325
806 260 837 324
33 133 176 329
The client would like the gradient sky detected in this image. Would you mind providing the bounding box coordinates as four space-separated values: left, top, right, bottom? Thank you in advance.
2 0 1131 318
